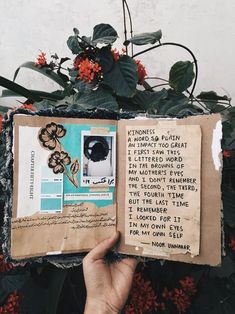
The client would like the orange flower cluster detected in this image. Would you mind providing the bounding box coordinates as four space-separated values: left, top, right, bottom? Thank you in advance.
124 272 157 314
0 254 14 272
111 48 126 61
229 238 235 251
135 59 147 85
36 51 47 66
74 57 101 83
0 291 21 314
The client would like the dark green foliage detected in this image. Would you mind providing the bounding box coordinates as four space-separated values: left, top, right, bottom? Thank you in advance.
102 55 138 97
169 61 195 93
124 30 162 46
92 23 118 45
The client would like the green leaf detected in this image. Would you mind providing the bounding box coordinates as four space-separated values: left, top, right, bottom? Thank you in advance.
0 75 41 102
73 87 119 110
196 91 229 113
33 99 56 110
124 30 162 46
197 91 229 101
169 61 195 93
97 46 115 74
1 89 64 101
132 89 168 112
103 55 138 98
67 35 82 54
92 23 118 45
13 62 68 88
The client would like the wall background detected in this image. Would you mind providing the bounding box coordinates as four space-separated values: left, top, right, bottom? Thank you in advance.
0 0 235 107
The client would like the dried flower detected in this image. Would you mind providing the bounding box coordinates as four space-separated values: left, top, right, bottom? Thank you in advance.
38 122 66 150
36 51 47 66
171 288 191 313
0 291 21 314
179 276 197 296
223 150 235 158
135 59 147 85
48 151 71 174
229 238 235 251
162 287 173 300
124 272 157 314
0 115 3 133
111 48 126 62
0 254 14 272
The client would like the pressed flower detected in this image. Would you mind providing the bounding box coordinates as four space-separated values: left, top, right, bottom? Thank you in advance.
135 59 147 85
36 51 47 66
48 151 71 174
38 122 66 150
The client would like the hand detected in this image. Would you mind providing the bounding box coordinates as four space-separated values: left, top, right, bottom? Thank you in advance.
83 231 138 314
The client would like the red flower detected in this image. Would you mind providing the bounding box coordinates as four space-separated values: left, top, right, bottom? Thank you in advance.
111 48 126 62
124 272 157 314
171 288 191 313
0 291 21 314
111 48 121 61
135 59 147 85
162 287 173 300
229 238 235 251
36 51 47 66
0 254 14 272
73 56 83 69
179 277 197 296
20 103 36 111
75 58 101 83
223 150 235 158
0 115 3 133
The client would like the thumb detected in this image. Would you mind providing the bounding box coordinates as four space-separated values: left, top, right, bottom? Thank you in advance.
85 231 120 261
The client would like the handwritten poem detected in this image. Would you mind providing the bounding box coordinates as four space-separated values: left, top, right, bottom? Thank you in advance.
125 124 201 256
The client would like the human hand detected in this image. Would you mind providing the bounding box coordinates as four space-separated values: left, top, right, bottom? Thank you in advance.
83 231 138 314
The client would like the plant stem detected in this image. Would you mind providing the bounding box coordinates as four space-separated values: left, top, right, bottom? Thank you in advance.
122 0 128 55
132 42 198 98
151 83 169 89
124 0 134 56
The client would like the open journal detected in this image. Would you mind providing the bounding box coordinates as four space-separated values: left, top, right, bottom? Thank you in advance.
10 113 222 265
